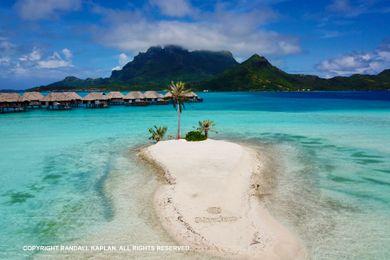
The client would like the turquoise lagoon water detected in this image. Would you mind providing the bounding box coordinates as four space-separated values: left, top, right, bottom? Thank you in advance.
0 91 389 259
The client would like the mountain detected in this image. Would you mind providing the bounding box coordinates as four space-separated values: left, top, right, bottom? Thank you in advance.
32 46 389 91
35 45 238 91
201 54 390 91
201 54 296 91
111 45 238 85
40 76 109 89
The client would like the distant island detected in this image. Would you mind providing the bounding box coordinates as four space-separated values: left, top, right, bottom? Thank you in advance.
30 45 390 92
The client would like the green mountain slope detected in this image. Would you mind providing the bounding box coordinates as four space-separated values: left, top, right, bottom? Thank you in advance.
34 45 238 91
202 55 390 91
201 54 297 91
111 45 238 85
31 46 389 91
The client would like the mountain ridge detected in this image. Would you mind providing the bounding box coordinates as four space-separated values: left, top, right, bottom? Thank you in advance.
30 45 390 91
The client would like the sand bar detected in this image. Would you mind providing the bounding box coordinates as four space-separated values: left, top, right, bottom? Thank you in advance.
143 139 307 259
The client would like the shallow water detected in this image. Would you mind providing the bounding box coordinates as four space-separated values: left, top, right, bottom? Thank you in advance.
0 91 389 259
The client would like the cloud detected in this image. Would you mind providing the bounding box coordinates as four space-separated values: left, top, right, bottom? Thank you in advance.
19 48 42 62
0 37 17 68
316 42 390 76
0 37 15 52
0 57 10 65
91 3 300 58
326 0 389 17
62 48 73 59
15 0 81 20
112 53 131 71
150 0 193 17
37 51 73 69
0 46 74 79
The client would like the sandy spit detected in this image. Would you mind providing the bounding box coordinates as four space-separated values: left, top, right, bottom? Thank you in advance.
142 139 307 259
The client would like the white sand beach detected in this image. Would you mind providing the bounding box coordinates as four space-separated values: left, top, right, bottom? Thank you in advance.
143 139 307 259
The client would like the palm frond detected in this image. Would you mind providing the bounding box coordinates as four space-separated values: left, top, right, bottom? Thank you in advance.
148 125 168 142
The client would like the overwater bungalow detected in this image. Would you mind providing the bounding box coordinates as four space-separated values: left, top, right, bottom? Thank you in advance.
123 91 148 106
0 93 25 113
83 92 109 108
185 91 203 102
23 91 44 108
41 92 72 110
164 91 202 102
107 91 124 105
144 91 159 102
64 92 82 107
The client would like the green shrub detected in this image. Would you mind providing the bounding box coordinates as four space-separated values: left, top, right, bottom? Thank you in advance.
185 130 206 141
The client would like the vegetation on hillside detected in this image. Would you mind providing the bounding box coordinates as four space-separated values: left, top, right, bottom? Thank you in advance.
31 46 390 92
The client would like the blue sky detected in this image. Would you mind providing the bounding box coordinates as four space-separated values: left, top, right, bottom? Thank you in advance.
0 0 389 89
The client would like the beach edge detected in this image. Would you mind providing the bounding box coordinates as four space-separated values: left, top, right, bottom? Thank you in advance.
140 139 307 259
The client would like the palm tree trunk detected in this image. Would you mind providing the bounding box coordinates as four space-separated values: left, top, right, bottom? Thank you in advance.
205 130 208 139
177 103 181 139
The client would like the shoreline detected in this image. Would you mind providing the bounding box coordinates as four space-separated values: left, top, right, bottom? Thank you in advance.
36 147 202 259
142 139 307 259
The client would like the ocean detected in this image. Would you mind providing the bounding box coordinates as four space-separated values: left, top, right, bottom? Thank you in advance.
0 91 389 259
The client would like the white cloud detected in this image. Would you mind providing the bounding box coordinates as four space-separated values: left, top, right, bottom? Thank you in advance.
37 51 73 69
15 0 81 20
0 38 16 68
92 3 300 58
0 57 10 65
1 46 74 79
317 43 390 76
62 48 73 59
0 37 15 52
112 53 131 71
0 38 88 86
19 48 42 62
118 53 130 66
150 0 193 17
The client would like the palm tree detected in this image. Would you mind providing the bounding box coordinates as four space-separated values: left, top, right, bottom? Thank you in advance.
197 120 216 139
148 125 167 142
167 81 191 139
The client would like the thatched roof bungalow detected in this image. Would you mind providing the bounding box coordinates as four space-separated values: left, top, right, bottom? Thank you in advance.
107 91 124 104
107 91 124 99
63 92 82 107
41 92 70 102
164 91 199 101
123 91 145 100
123 91 148 106
184 91 198 98
0 93 24 103
83 92 109 108
23 92 44 102
64 92 82 101
40 92 75 109
0 93 25 112
144 91 162 100
83 92 109 101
